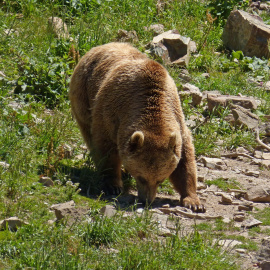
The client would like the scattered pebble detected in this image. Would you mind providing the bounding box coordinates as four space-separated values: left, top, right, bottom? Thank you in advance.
100 205 117 218
39 176 54 187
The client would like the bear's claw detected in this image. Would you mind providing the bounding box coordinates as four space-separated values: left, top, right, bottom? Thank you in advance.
181 196 206 213
102 185 123 196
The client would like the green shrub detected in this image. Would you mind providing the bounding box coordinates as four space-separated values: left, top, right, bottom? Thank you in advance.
14 55 72 108
207 0 249 25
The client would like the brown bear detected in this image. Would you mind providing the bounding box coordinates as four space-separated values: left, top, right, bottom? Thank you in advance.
69 42 205 212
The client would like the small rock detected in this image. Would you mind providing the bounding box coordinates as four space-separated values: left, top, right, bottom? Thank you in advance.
80 144 88 151
223 217 231 223
218 239 242 248
149 209 164 215
50 201 87 225
178 69 192 82
50 200 75 210
186 119 196 128
231 104 259 129
254 150 263 159
234 212 246 222
235 248 247 254
201 73 210 78
62 143 73 158
0 161 10 169
238 201 253 211
197 175 205 182
180 83 202 106
259 3 270 11
264 81 270 91
116 29 138 42
74 154 84 160
224 113 235 124
100 205 117 218
238 205 253 211
262 152 270 160
161 204 170 208
245 186 270 202
0 71 6 77
199 157 227 170
207 184 220 193
242 218 262 228
3 29 19 36
202 90 221 100
260 160 270 169
104 248 120 254
135 208 144 214
257 237 270 269
259 122 270 137
197 182 206 190
158 227 173 237
243 169 260 177
48 219 56 225
0 217 29 231
189 41 197 53
236 147 249 154
39 176 54 187
221 193 233 204
207 94 258 112
48 16 69 39
250 158 261 165
147 24 165 35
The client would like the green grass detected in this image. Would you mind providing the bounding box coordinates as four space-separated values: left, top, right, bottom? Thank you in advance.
0 220 237 270
254 208 270 226
1 0 270 268
205 178 242 191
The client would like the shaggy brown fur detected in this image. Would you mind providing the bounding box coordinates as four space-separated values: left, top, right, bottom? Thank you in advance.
69 42 205 212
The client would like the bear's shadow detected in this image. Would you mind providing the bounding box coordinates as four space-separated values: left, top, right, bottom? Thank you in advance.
87 193 181 211
38 163 181 211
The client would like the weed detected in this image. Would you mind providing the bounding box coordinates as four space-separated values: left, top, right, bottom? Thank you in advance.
205 178 241 191
14 55 72 108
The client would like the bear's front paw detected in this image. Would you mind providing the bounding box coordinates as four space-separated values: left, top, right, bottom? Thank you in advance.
181 196 206 213
102 184 123 196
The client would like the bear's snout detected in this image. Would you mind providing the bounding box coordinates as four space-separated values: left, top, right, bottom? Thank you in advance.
136 180 158 204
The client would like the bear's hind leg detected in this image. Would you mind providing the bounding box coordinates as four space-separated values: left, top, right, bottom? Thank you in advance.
169 131 205 213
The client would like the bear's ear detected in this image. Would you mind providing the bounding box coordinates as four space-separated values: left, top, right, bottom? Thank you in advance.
130 131 144 151
169 132 178 150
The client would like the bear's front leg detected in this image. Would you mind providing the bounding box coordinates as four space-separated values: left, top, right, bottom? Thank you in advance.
91 137 123 196
169 132 205 213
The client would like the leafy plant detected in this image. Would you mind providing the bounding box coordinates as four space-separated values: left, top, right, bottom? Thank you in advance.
207 0 249 25
14 55 72 108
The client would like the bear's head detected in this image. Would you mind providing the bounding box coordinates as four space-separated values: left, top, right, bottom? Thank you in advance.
120 130 181 204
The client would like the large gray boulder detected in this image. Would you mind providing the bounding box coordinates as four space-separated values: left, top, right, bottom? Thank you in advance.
223 10 270 58
150 30 192 66
207 94 258 111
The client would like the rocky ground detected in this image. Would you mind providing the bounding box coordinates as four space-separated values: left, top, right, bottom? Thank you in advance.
22 150 269 270
117 152 270 270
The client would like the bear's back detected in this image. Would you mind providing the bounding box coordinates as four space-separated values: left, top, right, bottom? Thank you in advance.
69 43 147 106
